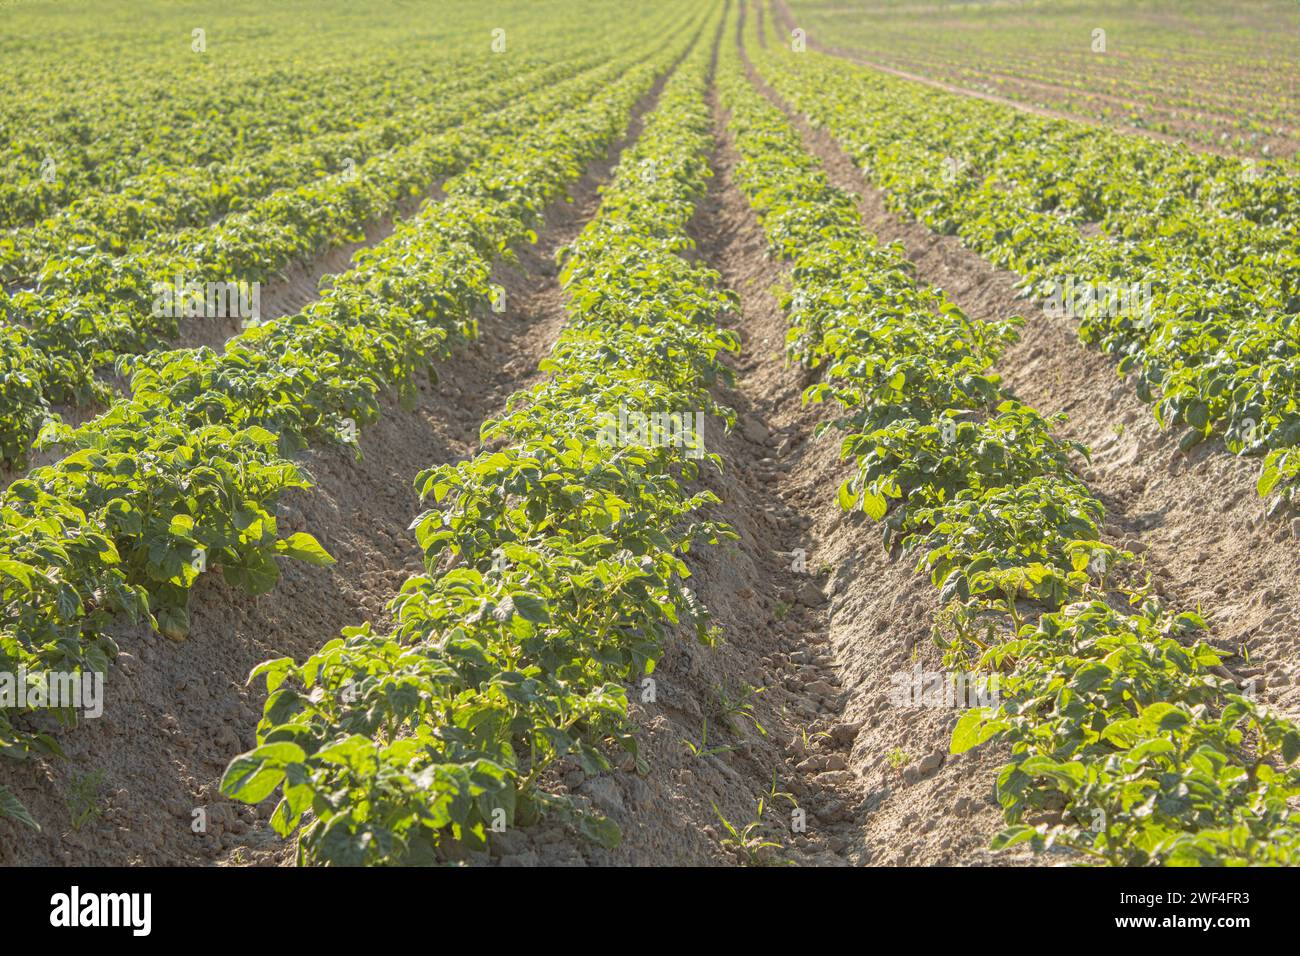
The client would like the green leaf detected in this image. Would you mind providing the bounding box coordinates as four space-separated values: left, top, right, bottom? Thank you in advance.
510 593 549 623
1257 464 1280 498
836 479 858 511
220 742 305 804
990 824 1041 850
578 812 621 849
951 707 1001 754
0 785 40 832
860 487 887 520
316 735 375 768
0 559 36 588
275 532 336 566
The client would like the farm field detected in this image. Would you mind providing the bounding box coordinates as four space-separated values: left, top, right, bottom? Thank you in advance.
1 0 1299 883
780 0 1300 159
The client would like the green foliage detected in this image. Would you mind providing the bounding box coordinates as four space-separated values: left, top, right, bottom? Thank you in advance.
220 13 735 865
0 3 706 833
756 20 1300 508
0 11 691 467
723 18 1300 865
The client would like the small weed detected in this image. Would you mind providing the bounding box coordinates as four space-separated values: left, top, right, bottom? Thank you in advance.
67 770 105 831
682 718 737 759
713 799 785 866
716 682 767 737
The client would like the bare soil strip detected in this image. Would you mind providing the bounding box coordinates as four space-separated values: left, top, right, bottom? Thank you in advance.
0 78 670 867
730 0 1021 867
691 86 1018 865
738 39 1300 729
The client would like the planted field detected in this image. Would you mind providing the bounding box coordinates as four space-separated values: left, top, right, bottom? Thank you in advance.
1 0 1299 881
782 0 1300 159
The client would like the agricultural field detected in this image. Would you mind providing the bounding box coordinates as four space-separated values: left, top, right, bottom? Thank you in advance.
781 0 1300 158
0 0 1298 891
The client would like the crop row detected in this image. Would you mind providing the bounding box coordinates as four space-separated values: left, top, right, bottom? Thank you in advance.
779 0 1299 155
2 50 437 230
0 3 587 227
756 20 1299 258
0 58 569 284
720 15 1300 865
0 52 639 468
0 8 704 831
217 12 735 865
915 55 1298 145
1 10 676 282
750 20 1300 510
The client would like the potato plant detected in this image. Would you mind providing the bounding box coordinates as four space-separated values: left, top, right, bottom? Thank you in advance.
0 15 698 831
720 22 1300 865
753 22 1300 509
221 18 739 863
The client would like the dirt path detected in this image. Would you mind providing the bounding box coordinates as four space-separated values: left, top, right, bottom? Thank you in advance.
691 81 1019 865
738 35 1300 728
0 78 670 867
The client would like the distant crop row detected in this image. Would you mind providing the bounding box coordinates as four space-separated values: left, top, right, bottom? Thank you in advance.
0 7 692 472
783 0 1299 156
0 1 633 227
0 59 557 283
0 54 614 467
751 19 1300 511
